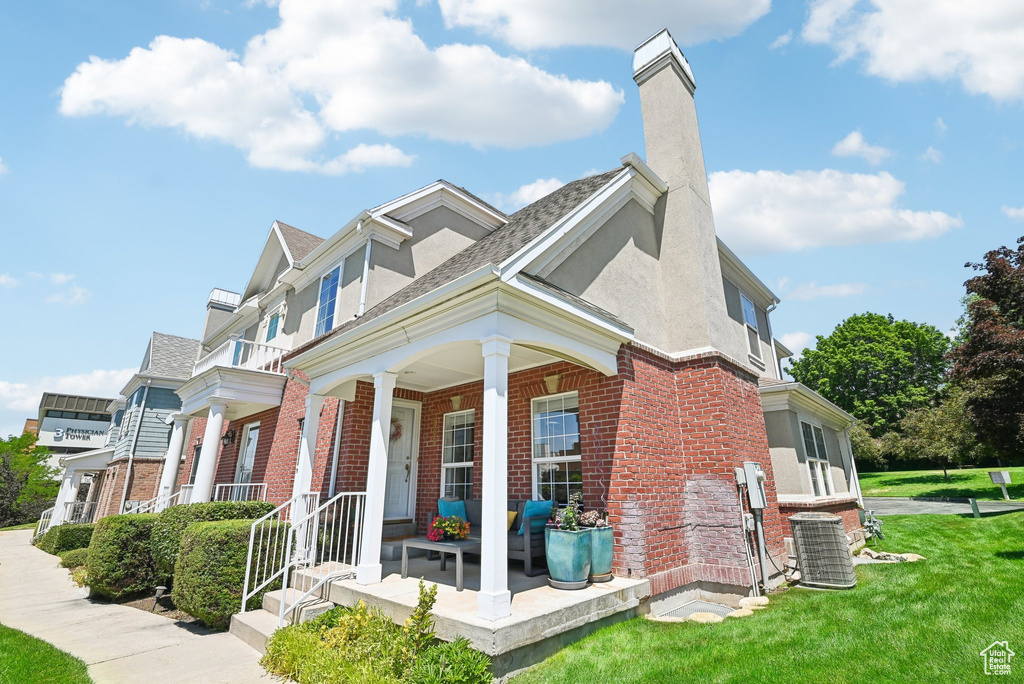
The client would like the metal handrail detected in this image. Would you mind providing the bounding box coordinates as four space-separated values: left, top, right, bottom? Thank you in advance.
241 492 320 613
35 507 55 538
214 482 268 502
63 501 98 525
193 337 287 376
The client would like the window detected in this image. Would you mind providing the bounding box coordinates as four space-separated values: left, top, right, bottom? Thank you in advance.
266 312 280 342
801 421 833 497
441 410 475 499
532 393 582 505
314 266 341 337
740 292 761 359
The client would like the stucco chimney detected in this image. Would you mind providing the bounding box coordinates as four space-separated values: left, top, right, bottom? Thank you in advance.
632 29 739 359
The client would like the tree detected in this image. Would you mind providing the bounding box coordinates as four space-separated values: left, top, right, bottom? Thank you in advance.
949 236 1024 462
788 313 951 436
0 432 59 527
849 422 885 469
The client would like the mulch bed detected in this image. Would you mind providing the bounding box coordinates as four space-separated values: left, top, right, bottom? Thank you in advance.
121 596 199 624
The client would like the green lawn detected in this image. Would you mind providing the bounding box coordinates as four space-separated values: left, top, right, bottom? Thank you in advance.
514 512 1024 683
0 623 92 683
0 522 39 532
860 467 1024 500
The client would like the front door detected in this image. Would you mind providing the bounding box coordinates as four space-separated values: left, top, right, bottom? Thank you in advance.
384 403 418 520
234 423 259 500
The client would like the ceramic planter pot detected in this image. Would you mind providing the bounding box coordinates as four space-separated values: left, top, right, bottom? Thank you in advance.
588 525 614 582
545 527 592 589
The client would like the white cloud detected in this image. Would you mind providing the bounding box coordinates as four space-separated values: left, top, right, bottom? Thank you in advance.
0 156 7 175
59 1 624 173
46 285 91 306
708 168 962 253
0 368 135 437
935 117 947 135
493 178 565 211
779 331 813 361
920 146 944 164
437 0 771 50
786 281 867 301
770 30 793 49
1002 205 1024 221
831 130 891 165
49 273 75 285
803 0 1024 102
0 274 17 288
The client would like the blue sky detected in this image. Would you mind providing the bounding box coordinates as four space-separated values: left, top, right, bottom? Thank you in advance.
1 0 1022 437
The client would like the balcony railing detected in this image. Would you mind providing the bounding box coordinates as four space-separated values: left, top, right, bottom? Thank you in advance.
214 482 268 502
63 501 98 525
193 337 287 377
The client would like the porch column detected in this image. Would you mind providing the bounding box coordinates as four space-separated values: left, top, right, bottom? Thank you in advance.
478 335 512 621
190 402 227 504
51 470 80 527
357 371 397 585
156 415 188 511
291 393 326 505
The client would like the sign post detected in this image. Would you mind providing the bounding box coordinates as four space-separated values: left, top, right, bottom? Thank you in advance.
989 471 1012 501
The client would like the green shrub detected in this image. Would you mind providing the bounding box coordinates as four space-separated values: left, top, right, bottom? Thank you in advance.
86 514 159 600
172 518 285 630
59 547 90 569
36 523 95 556
409 638 492 684
151 500 274 577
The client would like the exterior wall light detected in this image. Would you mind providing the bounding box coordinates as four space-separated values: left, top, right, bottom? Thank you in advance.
221 429 236 447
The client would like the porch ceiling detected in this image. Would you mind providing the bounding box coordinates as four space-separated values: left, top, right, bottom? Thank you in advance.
391 341 560 393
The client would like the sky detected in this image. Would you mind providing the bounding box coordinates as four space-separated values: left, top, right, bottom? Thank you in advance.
1 0 1022 438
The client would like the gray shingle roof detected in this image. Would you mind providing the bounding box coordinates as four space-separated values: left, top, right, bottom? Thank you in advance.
277 221 325 262
290 168 622 358
145 332 201 380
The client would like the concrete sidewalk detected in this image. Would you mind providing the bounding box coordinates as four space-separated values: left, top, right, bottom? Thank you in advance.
0 529 270 683
863 496 1024 516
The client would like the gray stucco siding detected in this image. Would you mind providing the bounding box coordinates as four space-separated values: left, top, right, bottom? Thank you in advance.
764 409 811 497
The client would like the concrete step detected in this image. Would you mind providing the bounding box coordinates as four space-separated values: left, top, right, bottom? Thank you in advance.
229 609 279 654
382 521 417 538
262 587 335 623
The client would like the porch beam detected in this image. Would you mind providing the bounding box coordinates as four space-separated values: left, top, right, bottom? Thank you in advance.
291 393 326 505
478 335 512 621
156 415 189 511
190 402 227 504
357 371 397 585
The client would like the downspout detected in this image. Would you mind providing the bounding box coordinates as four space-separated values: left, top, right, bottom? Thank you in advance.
118 380 151 514
328 401 346 498
357 221 371 317
765 301 781 379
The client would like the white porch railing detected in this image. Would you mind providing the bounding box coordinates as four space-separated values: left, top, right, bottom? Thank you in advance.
214 482 268 502
134 485 194 514
35 506 54 538
241 492 320 614
194 337 287 376
63 501 98 525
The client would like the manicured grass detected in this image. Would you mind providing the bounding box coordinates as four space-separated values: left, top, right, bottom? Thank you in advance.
0 522 39 532
514 512 1024 683
0 623 92 683
860 467 1024 500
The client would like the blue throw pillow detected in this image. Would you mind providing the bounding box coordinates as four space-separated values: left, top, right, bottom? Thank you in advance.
519 499 554 535
438 499 467 522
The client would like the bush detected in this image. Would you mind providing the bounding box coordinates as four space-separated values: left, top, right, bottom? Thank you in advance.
86 514 159 601
59 547 90 569
172 518 285 630
151 500 275 577
36 523 95 556
409 638 492 684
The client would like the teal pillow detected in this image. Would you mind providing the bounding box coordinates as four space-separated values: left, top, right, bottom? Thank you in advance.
438 499 467 521
518 499 554 535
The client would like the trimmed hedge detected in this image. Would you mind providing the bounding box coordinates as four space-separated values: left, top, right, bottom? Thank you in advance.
59 547 90 569
172 519 286 630
36 523 95 556
151 501 275 577
86 514 160 600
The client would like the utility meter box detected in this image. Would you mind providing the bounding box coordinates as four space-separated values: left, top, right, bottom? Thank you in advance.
743 461 767 509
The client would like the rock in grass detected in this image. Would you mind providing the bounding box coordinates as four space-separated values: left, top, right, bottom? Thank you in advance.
688 612 724 623
726 608 754 618
739 596 770 609
900 553 926 562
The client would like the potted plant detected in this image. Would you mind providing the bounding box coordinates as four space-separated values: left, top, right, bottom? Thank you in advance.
427 515 470 542
579 509 613 582
544 494 592 589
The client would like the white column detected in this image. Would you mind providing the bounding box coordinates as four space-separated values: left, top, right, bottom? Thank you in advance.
291 393 326 504
51 471 79 527
357 371 397 585
156 416 188 511
190 403 227 504
478 335 512 620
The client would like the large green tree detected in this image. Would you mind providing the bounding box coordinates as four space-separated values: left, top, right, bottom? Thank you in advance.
949 236 1024 461
0 432 58 527
788 313 950 436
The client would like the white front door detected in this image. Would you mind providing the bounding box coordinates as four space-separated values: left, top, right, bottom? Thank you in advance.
384 403 418 520
234 423 259 500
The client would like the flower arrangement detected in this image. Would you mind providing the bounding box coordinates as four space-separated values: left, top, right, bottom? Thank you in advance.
550 493 583 531
578 510 608 528
427 515 470 541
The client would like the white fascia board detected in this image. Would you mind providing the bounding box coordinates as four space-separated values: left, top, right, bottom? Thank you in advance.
272 221 296 265
774 338 795 359
506 274 633 341
374 182 507 231
760 383 854 427
620 152 668 194
119 374 188 398
717 238 779 306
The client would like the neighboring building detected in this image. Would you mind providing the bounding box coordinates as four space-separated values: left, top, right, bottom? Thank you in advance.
33 393 115 469
22 418 38 436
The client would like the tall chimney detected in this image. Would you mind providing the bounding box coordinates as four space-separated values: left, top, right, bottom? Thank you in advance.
633 29 739 359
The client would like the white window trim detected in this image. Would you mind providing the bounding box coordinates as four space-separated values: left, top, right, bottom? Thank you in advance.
313 261 345 337
740 290 762 361
265 306 283 342
235 421 261 484
800 418 835 497
530 391 583 501
439 409 475 499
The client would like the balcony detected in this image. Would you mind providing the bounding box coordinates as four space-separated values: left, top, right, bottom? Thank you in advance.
193 338 287 377
177 337 290 420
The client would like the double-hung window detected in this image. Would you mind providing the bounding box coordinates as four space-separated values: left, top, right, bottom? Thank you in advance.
266 312 280 342
441 410 475 499
314 266 341 337
740 292 761 359
532 392 582 505
801 421 833 497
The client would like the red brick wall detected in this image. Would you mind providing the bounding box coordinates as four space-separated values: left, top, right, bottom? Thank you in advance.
94 459 163 518
779 497 863 540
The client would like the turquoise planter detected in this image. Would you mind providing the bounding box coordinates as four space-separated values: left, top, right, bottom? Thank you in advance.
544 527 592 589
588 525 614 581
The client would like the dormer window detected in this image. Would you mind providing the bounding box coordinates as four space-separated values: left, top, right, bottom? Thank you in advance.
314 266 341 337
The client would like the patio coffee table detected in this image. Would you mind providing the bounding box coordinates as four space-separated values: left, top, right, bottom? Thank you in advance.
401 537 481 591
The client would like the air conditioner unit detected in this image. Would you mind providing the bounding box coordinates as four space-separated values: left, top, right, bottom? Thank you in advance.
789 512 857 589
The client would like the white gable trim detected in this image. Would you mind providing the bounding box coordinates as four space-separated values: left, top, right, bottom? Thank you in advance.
373 181 507 231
